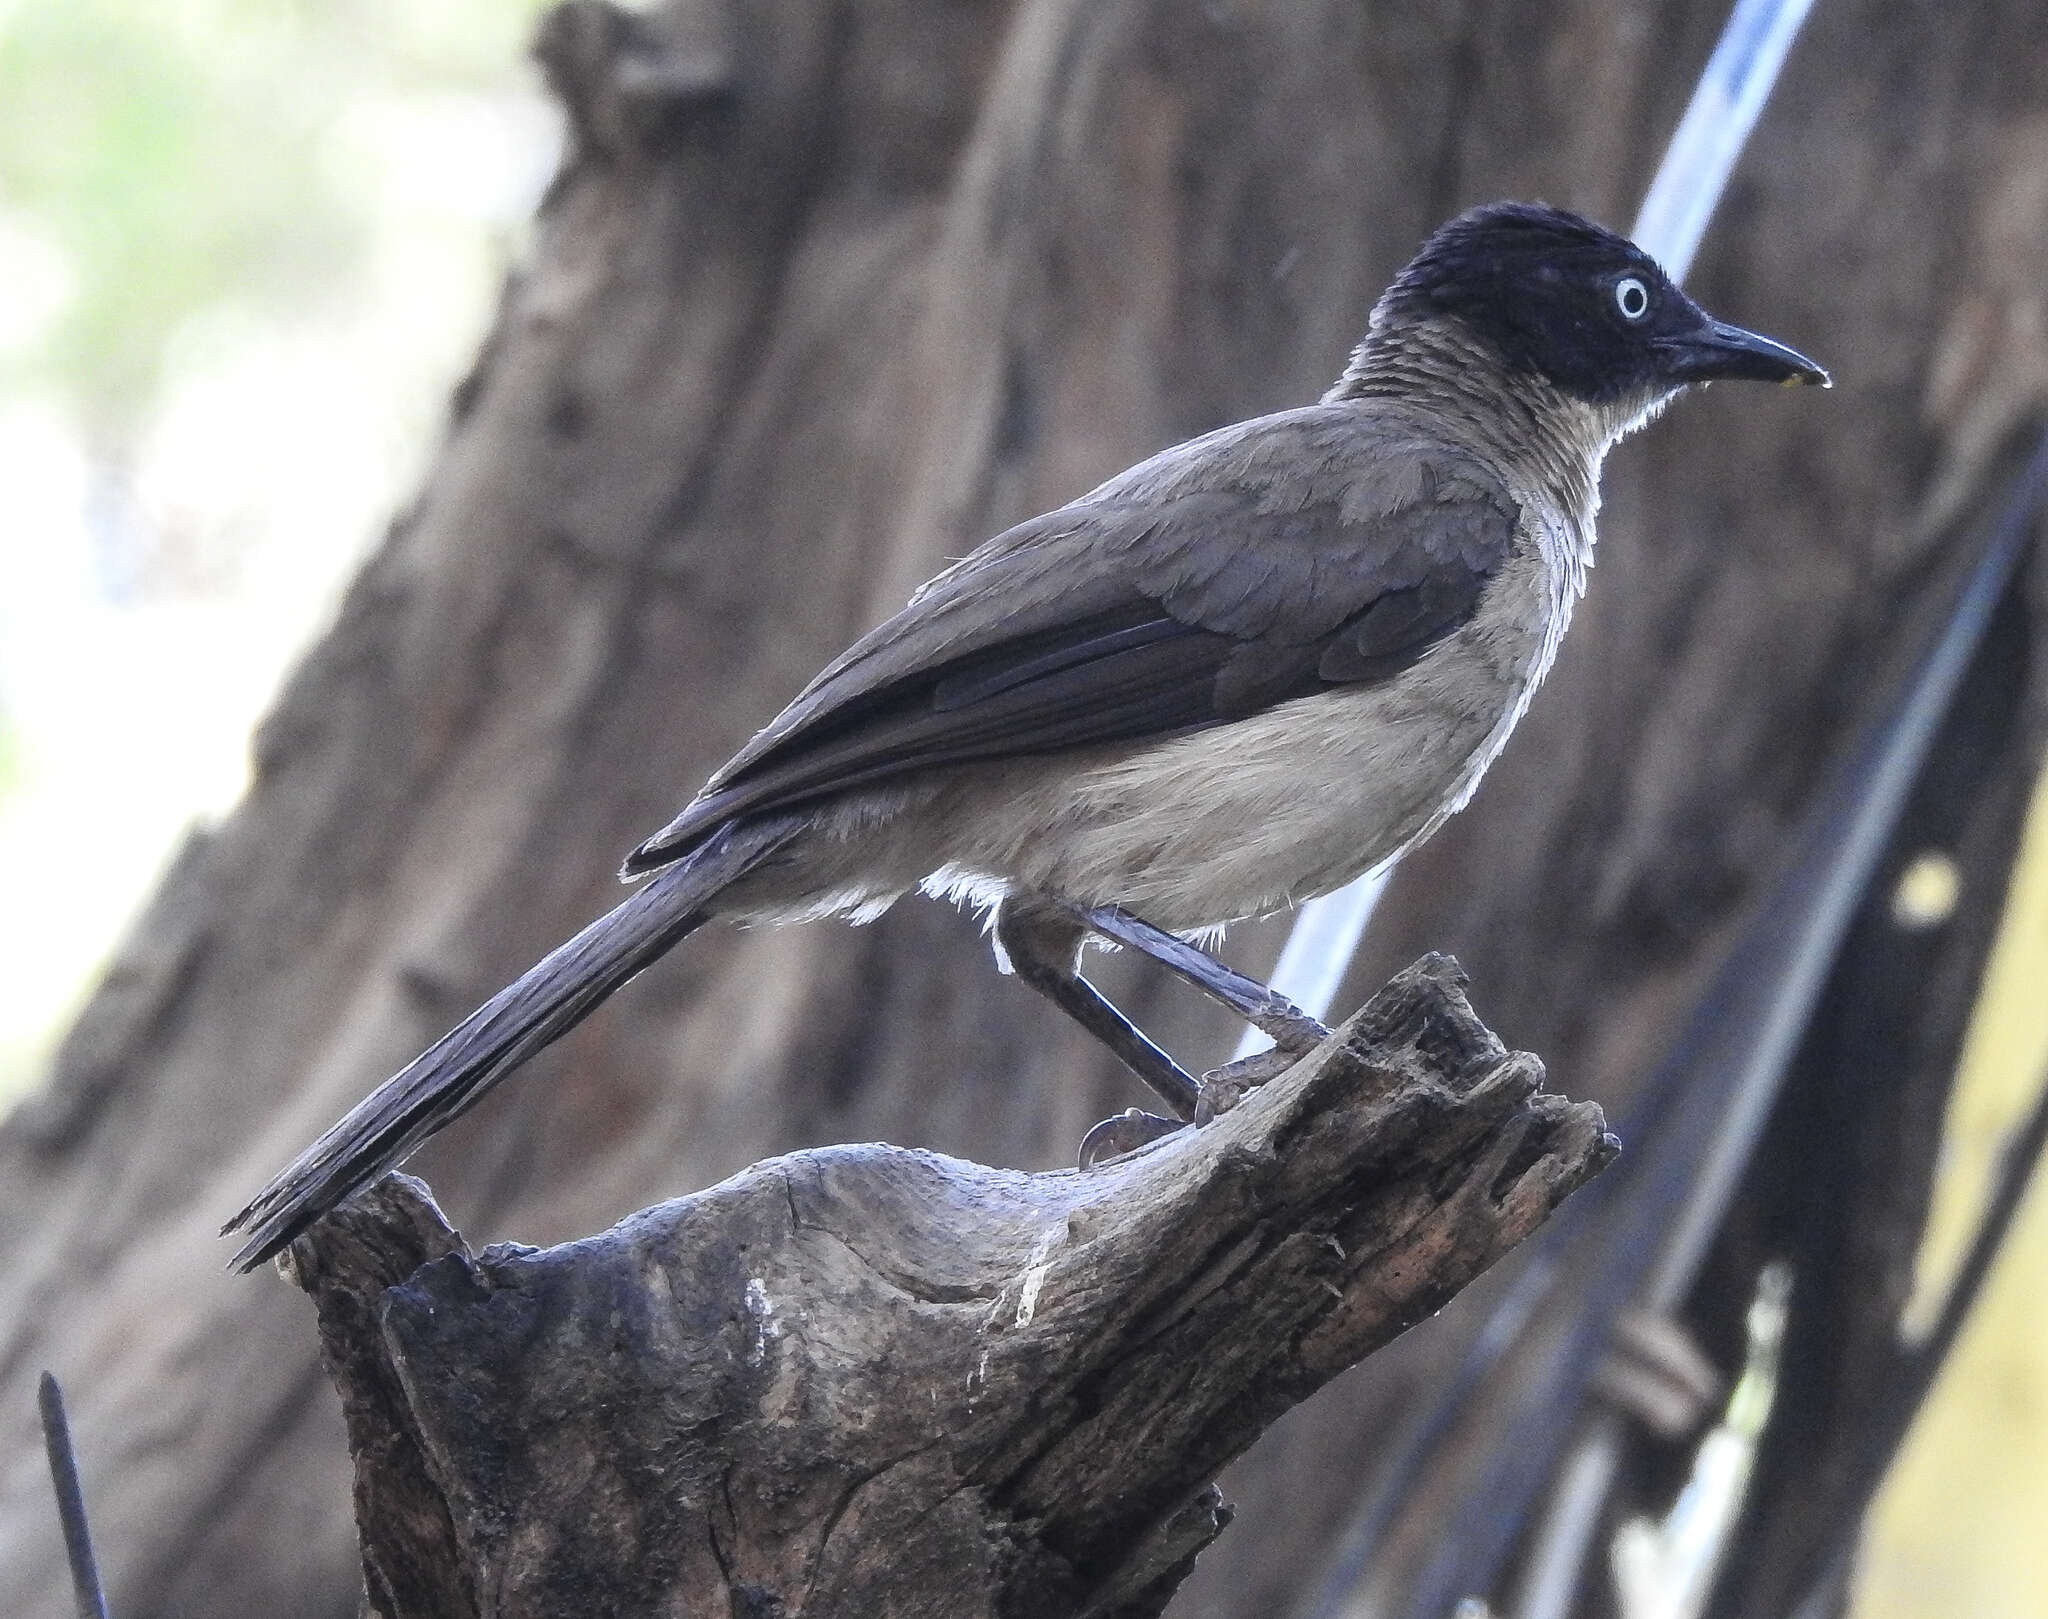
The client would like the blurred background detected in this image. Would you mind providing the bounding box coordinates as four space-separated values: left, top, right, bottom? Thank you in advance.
1 2 2044 1616
0 0 556 1098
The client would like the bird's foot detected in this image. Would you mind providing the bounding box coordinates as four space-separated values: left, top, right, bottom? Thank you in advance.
1081 1045 1307 1161
1194 1046 1299 1124
1077 1108 1184 1167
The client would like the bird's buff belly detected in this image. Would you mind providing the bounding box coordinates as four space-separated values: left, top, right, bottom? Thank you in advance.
752 671 1515 934
999 681 1514 926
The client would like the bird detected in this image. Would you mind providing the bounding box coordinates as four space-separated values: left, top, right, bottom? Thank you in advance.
225 201 1828 1270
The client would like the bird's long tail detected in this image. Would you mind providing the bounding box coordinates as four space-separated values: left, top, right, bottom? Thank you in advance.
223 818 799 1271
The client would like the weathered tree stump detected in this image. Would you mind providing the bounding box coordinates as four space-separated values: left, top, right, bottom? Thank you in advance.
284 958 1611 1618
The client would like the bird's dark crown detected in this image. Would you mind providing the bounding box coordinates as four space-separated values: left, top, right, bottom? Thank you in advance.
1379 201 1696 406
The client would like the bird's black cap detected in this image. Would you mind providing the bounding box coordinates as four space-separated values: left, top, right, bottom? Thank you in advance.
1383 201 1829 403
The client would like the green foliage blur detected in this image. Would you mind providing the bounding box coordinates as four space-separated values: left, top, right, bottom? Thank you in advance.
0 0 552 442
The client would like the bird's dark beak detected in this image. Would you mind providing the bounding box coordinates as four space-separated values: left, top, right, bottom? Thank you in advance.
1658 319 1831 388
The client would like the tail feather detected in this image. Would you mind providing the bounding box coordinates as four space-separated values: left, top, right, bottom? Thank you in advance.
223 819 797 1271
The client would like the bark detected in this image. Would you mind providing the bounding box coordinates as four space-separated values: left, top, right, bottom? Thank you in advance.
2 1 2046 1615
288 960 1611 1619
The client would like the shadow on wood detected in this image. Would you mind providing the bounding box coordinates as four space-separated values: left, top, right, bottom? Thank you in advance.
283 956 1613 1618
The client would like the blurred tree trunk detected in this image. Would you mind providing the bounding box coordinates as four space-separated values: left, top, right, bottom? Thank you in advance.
1 2 2044 1616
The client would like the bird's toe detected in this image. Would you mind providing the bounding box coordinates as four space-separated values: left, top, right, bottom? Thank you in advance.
1194 1047 1299 1123
1077 1108 1185 1167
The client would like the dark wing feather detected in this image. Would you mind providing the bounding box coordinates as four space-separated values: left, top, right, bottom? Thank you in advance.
625 407 1518 873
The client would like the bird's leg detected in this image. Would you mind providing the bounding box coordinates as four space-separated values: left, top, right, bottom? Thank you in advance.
992 897 1201 1126
1075 903 1332 1055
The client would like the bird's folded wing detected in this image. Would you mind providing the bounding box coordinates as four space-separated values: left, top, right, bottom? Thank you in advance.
625 409 1518 874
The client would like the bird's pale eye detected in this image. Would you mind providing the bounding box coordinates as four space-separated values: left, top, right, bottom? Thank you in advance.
1614 276 1651 322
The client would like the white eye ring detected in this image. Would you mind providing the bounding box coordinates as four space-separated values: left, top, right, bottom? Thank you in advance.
1614 276 1651 321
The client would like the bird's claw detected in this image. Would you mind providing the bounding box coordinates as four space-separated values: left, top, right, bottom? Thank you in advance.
1193 1079 1244 1126
1077 1108 1184 1167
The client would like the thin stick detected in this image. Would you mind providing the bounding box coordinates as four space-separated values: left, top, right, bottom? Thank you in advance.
38 1373 111 1619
